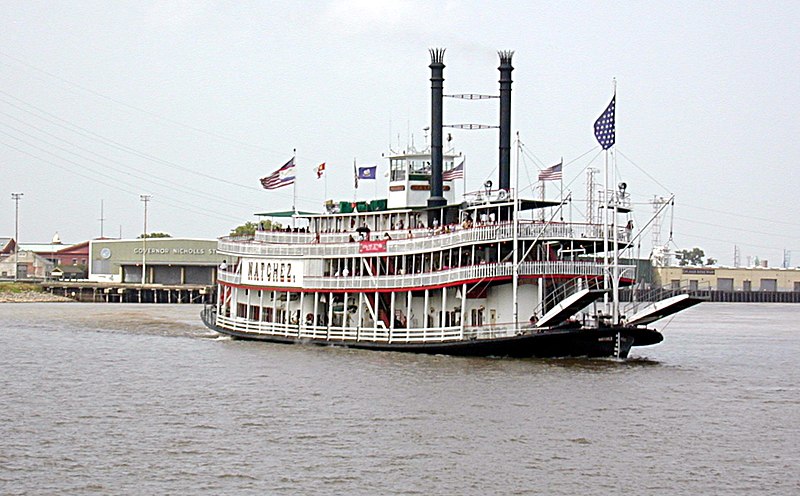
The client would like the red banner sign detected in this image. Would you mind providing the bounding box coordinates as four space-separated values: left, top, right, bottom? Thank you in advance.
359 239 387 253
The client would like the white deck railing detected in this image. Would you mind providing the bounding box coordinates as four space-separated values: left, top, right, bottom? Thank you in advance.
214 313 518 344
220 221 628 258
218 260 630 290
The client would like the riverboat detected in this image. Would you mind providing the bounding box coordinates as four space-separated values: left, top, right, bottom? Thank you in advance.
201 49 701 358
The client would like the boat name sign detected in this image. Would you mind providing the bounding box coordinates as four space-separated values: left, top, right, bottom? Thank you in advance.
241 259 303 287
359 240 387 253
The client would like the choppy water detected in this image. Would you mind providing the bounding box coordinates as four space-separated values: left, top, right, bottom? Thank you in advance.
1 302 798 495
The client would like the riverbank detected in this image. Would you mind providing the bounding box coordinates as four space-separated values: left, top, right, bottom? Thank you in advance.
0 282 74 303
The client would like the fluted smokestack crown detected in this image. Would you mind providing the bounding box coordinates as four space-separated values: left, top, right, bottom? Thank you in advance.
428 48 447 210
498 50 514 191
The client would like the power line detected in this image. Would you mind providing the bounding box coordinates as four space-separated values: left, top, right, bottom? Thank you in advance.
0 139 241 223
0 50 276 154
0 91 302 199
0 113 257 210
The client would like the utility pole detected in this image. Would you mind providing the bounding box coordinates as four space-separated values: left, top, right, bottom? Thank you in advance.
11 193 23 281
99 199 106 238
140 195 151 285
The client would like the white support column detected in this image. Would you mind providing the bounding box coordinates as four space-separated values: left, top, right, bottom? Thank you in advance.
442 286 448 331
269 290 275 329
389 291 396 343
343 291 348 331
326 291 333 339
374 291 381 340
538 279 544 316
357 291 363 340
259 289 265 331
459 283 467 339
406 290 412 331
313 291 320 336
390 291 396 329
285 291 291 336
423 289 429 330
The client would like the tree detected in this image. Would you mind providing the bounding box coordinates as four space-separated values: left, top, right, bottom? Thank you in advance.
138 232 172 239
705 257 717 266
676 247 705 266
229 220 282 237
230 221 259 237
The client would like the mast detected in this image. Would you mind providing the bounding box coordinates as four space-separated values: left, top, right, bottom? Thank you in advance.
594 84 616 323
512 132 520 331
292 148 297 227
611 81 619 325
612 169 620 325
603 149 609 318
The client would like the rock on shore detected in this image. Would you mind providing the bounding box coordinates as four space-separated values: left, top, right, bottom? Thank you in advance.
0 291 74 303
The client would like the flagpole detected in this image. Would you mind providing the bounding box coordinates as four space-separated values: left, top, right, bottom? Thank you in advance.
539 179 545 221
462 156 467 199
559 157 564 221
292 149 297 227
353 157 358 202
512 132 520 331
611 80 620 326
593 84 617 325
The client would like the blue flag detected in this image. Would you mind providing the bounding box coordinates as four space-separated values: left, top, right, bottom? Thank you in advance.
594 95 615 150
358 165 377 180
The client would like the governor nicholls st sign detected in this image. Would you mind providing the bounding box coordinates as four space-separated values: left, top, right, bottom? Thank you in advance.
682 268 715 275
241 259 304 287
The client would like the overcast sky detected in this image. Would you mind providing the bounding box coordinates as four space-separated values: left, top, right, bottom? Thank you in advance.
1 1 798 266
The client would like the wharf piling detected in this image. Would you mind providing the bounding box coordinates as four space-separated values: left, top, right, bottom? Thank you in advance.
41 281 215 304
622 288 800 304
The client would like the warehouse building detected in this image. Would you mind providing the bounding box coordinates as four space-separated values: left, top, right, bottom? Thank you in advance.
89 238 224 285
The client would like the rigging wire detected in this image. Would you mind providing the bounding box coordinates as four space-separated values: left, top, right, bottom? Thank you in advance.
0 50 277 154
0 91 312 202
616 150 671 192
0 138 241 223
0 115 258 210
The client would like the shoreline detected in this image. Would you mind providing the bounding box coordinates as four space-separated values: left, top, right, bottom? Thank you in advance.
0 291 74 303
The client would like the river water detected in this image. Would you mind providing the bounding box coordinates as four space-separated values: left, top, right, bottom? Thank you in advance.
1 302 798 495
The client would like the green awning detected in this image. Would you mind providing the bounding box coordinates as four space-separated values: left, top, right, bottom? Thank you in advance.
254 210 319 217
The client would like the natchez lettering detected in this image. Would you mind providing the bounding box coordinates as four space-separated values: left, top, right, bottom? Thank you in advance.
246 261 297 283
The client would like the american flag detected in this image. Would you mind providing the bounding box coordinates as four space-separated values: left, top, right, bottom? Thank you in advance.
260 158 296 190
538 162 562 181
594 95 615 150
443 160 464 181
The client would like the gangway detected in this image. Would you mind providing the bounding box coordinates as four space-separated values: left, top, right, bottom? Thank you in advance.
625 293 704 326
536 288 608 328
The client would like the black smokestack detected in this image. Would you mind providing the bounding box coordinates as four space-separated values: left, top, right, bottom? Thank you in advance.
428 48 446 210
498 50 514 191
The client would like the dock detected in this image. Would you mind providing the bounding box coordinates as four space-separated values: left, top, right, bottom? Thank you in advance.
42 281 215 304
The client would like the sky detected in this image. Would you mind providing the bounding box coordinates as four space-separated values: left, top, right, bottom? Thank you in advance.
1 0 798 267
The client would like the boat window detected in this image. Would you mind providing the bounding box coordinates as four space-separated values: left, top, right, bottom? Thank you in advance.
410 160 430 174
390 158 407 181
